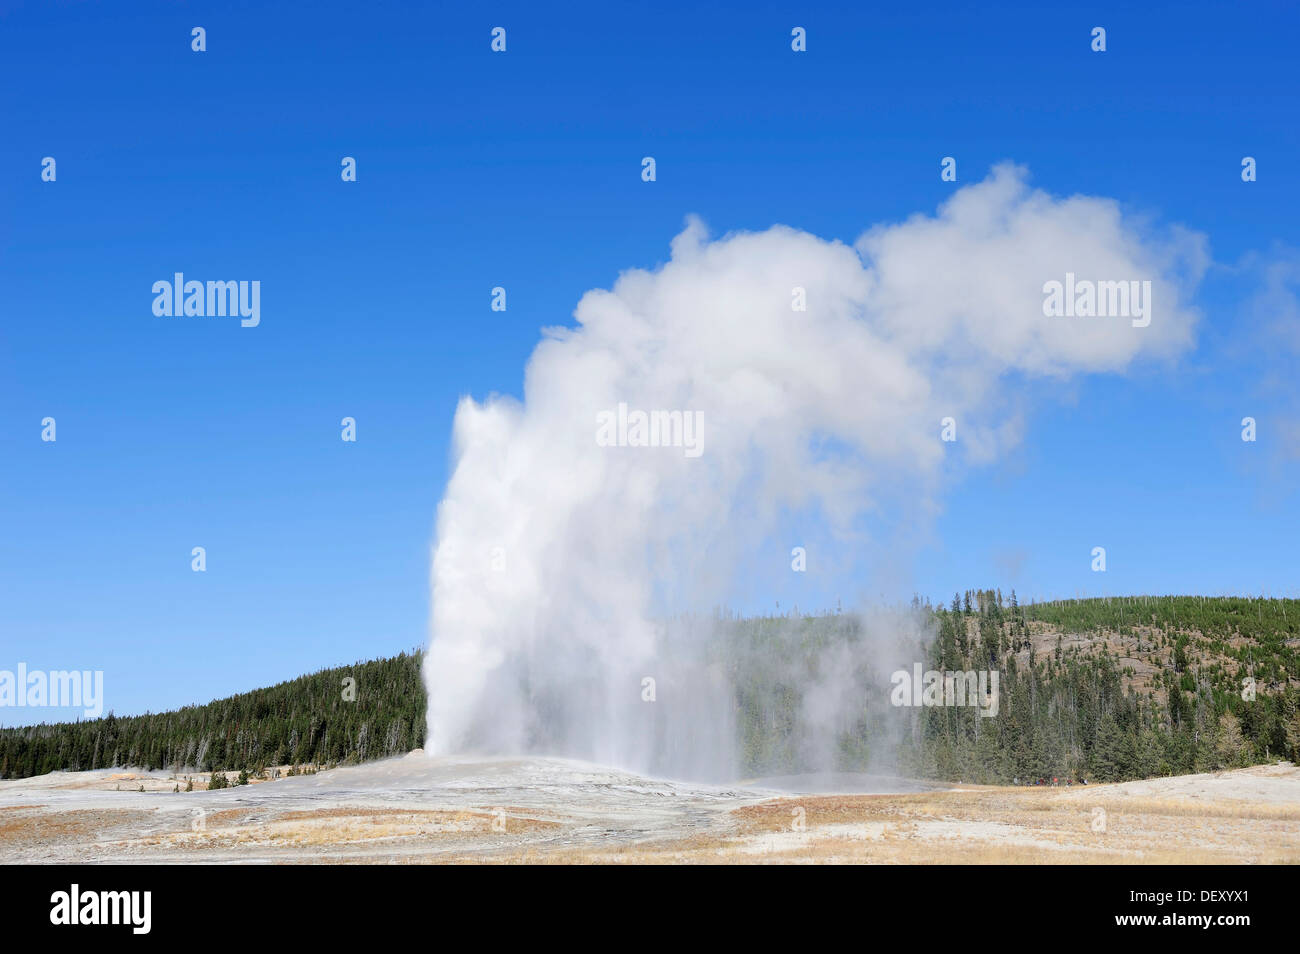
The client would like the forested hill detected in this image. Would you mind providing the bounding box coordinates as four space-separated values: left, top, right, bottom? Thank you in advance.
907 592 1300 783
2 595 1298 782
0 651 425 779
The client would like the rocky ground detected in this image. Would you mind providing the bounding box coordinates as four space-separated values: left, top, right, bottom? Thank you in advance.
1 753 1295 864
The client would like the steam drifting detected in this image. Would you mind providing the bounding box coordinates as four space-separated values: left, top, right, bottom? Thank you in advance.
423 165 1204 779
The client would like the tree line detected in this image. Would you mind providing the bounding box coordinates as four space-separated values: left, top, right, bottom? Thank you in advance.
4 595 1298 783
0 651 424 779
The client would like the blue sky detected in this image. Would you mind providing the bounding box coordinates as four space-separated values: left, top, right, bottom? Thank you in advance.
1 0 1297 724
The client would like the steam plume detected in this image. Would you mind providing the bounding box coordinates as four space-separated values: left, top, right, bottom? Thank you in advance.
423 164 1204 779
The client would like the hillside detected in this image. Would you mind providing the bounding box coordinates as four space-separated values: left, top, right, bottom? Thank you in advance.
910 592 1300 783
0 651 424 779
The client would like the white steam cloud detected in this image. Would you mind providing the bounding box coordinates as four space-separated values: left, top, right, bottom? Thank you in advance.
423 164 1205 779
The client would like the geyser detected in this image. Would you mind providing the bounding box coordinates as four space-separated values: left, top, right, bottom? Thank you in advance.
423 164 1204 780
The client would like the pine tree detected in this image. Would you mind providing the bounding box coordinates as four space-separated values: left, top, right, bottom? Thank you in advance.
1214 711 1246 769
1284 707 1300 764
1091 715 1125 781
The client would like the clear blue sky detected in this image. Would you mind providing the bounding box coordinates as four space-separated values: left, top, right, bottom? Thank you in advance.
2 1 1297 724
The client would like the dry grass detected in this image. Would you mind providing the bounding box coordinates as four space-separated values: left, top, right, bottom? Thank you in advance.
713 785 1300 864
141 805 565 855
0 808 157 855
1078 796 1300 821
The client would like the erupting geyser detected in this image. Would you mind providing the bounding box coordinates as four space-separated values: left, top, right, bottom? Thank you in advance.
423 164 1204 780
